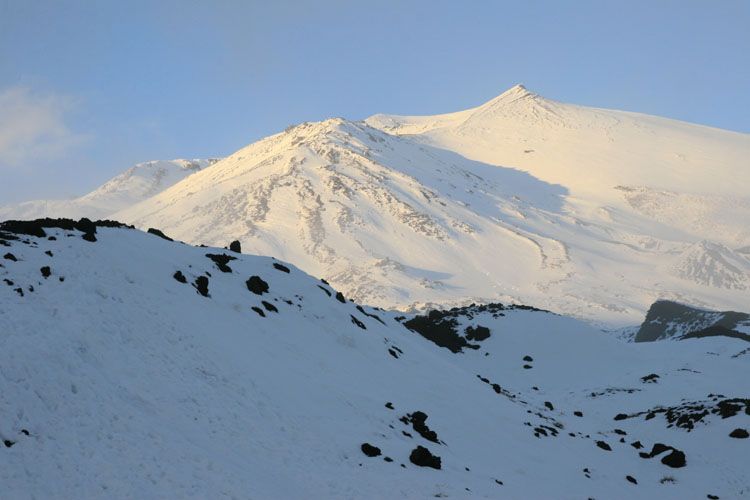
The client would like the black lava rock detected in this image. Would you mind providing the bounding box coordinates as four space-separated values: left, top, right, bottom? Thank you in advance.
626 475 637 484
229 240 241 253
729 428 748 439
261 300 278 313
595 440 612 451
335 291 346 303
409 445 441 469
40 266 51 278
193 276 209 297
273 262 290 273
173 271 187 283
246 276 269 295
4 253 17 261
206 253 236 273
523 355 534 362
360 443 381 457
661 450 686 468
147 228 173 241
251 306 265 317
465 325 491 341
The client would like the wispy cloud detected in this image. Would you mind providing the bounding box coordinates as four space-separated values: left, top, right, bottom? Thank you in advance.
0 86 88 169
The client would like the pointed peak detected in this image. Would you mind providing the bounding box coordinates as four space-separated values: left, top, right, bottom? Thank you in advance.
496 83 537 101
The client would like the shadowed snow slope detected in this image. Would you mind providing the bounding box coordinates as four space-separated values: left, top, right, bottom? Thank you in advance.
0 159 220 221
112 86 749 325
0 222 748 498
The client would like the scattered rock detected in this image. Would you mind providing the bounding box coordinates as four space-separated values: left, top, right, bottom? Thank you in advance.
251 306 265 317
147 228 173 241
661 449 686 468
385 402 394 410
173 271 187 283
206 253 236 273
261 300 278 313
574 411 583 417
360 443 381 457
729 428 748 438
81 232 97 242
193 276 209 297
614 413 628 421
626 475 637 484
544 401 554 411
246 276 269 295
3 440 14 448
350 315 366 330
409 445 441 469
273 262 290 273
405 411 440 443
641 373 660 383
523 355 533 362
465 325 491 341
335 291 346 303
595 440 612 451
3 253 17 261
40 266 51 278
229 240 241 253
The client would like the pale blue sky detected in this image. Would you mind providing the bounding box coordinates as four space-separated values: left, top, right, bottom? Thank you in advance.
1 0 748 202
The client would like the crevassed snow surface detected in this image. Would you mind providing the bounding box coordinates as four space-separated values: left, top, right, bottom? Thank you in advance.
0 225 748 498
111 86 750 325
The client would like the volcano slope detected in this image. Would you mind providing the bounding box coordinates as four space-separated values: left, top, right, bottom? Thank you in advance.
0 219 748 498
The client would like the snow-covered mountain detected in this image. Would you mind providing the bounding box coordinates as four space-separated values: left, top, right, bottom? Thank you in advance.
1 220 748 498
0 158 220 221
111 86 750 325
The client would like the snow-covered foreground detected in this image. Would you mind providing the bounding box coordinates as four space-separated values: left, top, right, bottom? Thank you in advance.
1 221 747 499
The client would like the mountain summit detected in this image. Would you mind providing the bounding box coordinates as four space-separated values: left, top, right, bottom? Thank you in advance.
4 88 749 324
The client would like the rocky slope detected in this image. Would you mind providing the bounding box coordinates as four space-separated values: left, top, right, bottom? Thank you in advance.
0 219 748 498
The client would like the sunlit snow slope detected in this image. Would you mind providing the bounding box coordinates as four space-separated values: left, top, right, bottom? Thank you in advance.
0 221 748 499
0 159 219 221
113 86 749 325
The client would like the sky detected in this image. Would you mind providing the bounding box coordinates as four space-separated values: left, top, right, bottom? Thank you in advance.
1 0 748 203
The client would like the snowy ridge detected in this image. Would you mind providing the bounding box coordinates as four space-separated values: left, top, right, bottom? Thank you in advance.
108 87 750 324
0 158 220 221
0 221 748 498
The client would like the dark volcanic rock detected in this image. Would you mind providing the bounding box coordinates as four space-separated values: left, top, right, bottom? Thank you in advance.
335 291 346 303
272 262 290 273
251 306 265 317
206 253 236 273
405 411 440 444
661 449 686 468
173 271 187 283
595 440 612 451
465 325 491 341
246 276 269 295
360 443 381 457
229 240 241 253
409 445 441 469
626 475 637 484
261 300 278 313
4 252 17 261
40 266 51 278
147 228 173 241
635 300 750 342
350 315 366 330
81 232 97 242
193 276 209 297
729 428 748 438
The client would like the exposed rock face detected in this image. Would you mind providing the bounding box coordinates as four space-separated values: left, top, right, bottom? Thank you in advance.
635 300 750 343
